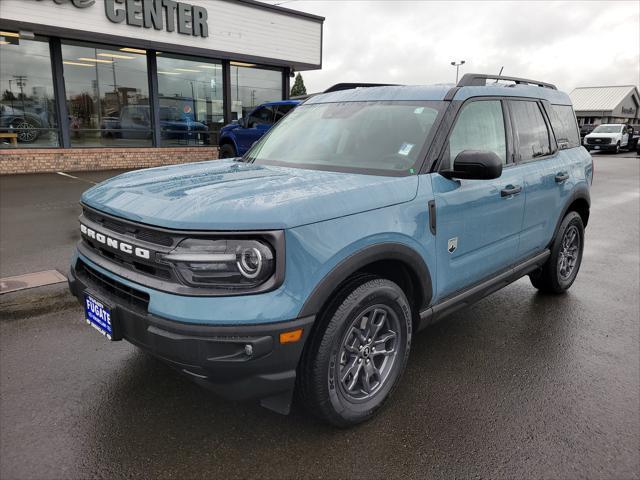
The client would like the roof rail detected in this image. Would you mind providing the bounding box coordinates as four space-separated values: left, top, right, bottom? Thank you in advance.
457 73 557 90
323 83 400 93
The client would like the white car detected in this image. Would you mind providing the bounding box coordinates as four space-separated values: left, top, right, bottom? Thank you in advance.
583 124 630 153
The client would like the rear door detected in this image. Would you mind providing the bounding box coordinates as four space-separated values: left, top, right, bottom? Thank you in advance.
431 98 525 301
510 100 575 259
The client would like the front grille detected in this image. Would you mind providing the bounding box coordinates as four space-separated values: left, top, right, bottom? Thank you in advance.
587 137 611 145
76 259 150 312
83 208 174 247
83 237 172 280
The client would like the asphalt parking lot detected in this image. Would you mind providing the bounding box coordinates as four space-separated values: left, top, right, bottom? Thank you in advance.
1 152 639 479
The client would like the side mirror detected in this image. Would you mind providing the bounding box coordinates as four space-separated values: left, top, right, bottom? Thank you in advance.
443 150 503 180
238 117 247 128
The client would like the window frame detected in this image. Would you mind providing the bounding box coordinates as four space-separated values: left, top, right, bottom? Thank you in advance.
506 98 558 164
436 97 514 173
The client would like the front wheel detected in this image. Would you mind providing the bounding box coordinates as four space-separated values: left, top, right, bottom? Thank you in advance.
614 142 620 154
530 211 584 293
298 277 412 427
218 143 237 159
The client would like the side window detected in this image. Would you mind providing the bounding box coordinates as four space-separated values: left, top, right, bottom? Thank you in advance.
247 107 274 127
274 104 295 122
549 104 580 149
510 101 552 161
446 100 506 169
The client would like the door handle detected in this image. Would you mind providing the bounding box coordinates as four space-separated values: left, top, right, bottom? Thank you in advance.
555 172 569 183
501 184 522 197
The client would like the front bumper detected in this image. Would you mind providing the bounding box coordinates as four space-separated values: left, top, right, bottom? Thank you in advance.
68 258 314 413
585 144 617 151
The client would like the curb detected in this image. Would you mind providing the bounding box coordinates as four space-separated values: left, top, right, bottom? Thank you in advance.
0 282 79 320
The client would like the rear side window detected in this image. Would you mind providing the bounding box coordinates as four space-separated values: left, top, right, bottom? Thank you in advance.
446 100 506 169
549 104 580 149
510 100 552 161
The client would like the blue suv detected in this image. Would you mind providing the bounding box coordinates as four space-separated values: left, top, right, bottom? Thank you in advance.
218 100 300 158
68 74 592 427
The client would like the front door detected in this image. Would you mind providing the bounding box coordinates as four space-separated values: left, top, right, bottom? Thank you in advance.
431 99 525 301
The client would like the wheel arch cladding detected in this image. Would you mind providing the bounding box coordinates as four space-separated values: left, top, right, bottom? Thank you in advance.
568 197 590 228
298 242 433 319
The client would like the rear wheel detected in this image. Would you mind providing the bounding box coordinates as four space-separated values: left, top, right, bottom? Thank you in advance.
298 277 412 427
218 143 237 159
530 211 584 293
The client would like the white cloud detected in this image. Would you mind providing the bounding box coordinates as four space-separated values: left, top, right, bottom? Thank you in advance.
279 0 640 94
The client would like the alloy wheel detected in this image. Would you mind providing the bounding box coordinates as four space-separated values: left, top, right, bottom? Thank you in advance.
335 305 400 402
14 121 38 143
558 225 580 281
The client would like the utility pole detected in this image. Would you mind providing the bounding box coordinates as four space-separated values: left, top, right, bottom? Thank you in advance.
450 60 465 83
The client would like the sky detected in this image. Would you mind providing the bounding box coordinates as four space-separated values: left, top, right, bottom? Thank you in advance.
265 0 640 94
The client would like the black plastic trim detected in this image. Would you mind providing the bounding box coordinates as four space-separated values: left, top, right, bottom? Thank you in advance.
550 185 591 241
68 264 314 414
298 243 433 318
428 200 437 235
418 249 550 330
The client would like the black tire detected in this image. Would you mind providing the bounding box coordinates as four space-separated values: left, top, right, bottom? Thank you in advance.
218 143 237 159
614 142 620 154
298 276 412 427
530 211 584 294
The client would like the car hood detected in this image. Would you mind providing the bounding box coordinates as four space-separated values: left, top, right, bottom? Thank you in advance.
585 132 620 139
81 160 418 230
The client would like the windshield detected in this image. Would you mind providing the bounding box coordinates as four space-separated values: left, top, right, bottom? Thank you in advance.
245 101 443 175
592 125 622 133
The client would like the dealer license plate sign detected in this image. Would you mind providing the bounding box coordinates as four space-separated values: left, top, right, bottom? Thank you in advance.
84 293 114 340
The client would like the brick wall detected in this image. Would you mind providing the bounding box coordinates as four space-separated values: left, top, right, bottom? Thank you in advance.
0 147 220 175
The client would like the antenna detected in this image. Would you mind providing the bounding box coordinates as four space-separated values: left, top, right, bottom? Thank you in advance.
495 66 504 83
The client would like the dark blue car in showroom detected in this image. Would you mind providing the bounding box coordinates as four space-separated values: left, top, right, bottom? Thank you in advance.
101 105 209 142
218 100 300 158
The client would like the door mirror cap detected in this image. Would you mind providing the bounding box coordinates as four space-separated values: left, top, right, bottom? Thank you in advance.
443 150 503 180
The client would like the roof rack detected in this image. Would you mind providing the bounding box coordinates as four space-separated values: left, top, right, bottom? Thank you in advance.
323 83 400 93
457 73 557 90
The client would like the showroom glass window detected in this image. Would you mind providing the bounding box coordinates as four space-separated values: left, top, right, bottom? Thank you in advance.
156 54 223 146
0 35 59 148
61 42 150 147
230 64 283 120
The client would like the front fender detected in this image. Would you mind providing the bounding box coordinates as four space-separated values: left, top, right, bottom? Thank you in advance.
286 197 435 319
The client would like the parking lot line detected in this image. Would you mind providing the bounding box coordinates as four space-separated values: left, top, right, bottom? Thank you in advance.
0 270 68 294
56 171 97 185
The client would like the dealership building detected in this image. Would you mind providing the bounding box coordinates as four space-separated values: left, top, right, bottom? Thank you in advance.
569 85 640 128
0 0 323 174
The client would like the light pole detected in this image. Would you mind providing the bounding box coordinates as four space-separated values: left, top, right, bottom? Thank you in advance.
450 60 465 83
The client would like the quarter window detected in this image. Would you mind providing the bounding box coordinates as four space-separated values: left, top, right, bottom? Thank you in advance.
446 100 506 168
510 100 552 161
549 104 580 148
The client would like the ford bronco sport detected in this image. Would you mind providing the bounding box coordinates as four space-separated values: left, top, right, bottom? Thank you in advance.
69 74 592 427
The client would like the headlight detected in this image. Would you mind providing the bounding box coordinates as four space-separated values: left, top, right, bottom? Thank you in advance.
160 238 275 289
